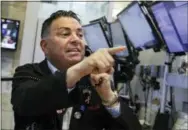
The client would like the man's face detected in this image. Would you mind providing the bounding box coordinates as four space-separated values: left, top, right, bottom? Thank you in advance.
42 17 85 68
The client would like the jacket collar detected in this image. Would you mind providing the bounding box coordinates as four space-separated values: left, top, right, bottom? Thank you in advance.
47 60 58 74
38 59 52 75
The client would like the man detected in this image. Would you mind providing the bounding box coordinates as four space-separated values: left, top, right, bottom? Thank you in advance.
11 10 141 130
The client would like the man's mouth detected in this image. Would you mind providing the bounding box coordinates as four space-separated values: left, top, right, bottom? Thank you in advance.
66 48 80 53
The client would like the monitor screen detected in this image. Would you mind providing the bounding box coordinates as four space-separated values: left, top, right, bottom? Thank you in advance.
83 23 110 52
117 2 158 50
110 21 129 57
169 2 188 45
1 18 20 50
151 1 188 53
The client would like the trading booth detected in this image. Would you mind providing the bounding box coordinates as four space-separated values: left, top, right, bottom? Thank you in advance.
1 1 188 130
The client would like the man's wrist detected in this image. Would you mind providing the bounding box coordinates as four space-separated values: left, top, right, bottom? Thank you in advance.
66 65 82 88
102 92 119 107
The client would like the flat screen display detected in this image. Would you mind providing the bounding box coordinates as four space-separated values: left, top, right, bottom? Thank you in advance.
83 23 110 52
1 18 20 50
169 2 188 45
117 2 158 50
151 1 188 53
110 21 129 57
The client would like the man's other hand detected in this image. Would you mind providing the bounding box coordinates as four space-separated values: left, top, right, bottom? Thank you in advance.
90 67 115 103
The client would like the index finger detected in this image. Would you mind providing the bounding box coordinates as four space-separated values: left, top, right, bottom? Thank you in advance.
107 46 126 55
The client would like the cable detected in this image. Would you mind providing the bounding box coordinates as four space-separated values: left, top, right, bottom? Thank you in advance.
1 76 40 81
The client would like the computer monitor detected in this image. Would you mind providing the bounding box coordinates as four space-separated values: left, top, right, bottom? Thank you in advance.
1 18 20 50
150 1 188 54
90 16 108 30
117 1 158 50
169 2 188 45
90 17 112 46
83 22 111 52
110 20 129 57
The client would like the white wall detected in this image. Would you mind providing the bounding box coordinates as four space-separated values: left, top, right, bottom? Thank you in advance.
1 1 28 129
19 2 41 65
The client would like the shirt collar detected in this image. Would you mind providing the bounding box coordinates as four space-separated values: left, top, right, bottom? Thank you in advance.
47 60 58 74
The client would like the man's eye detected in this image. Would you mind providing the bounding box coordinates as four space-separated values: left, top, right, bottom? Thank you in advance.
78 34 83 38
57 31 70 36
61 33 69 36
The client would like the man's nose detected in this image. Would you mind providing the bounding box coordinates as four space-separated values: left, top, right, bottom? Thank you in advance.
70 33 80 43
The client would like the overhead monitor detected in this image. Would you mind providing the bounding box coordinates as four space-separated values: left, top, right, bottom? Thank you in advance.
150 1 188 54
83 22 111 52
117 2 158 50
169 2 188 45
90 17 112 46
1 18 20 50
90 16 108 31
110 21 129 57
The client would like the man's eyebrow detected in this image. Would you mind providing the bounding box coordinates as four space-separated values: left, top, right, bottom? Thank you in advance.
57 27 70 31
56 27 83 32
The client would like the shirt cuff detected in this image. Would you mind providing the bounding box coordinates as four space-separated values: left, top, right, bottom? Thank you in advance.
67 86 76 93
105 103 121 118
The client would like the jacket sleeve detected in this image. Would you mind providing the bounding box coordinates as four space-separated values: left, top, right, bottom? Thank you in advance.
116 97 142 130
11 65 78 116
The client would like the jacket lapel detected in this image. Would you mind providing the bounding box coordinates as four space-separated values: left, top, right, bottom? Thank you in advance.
38 59 52 75
38 59 65 127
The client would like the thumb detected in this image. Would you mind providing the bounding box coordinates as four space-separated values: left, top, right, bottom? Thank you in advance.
90 73 108 84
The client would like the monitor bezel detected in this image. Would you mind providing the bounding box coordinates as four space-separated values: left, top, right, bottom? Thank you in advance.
82 22 112 52
89 16 108 25
1 17 20 51
147 1 186 56
117 1 162 51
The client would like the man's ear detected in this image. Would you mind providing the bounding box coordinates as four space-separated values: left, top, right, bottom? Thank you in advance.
40 39 48 54
85 45 93 57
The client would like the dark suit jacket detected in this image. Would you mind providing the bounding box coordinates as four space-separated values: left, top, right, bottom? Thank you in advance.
11 59 142 130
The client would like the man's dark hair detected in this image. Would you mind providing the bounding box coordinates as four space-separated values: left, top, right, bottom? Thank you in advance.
41 10 81 38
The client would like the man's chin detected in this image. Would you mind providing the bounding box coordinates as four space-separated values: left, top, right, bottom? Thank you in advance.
68 58 83 65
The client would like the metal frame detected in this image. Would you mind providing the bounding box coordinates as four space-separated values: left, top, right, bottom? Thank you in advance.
160 52 170 113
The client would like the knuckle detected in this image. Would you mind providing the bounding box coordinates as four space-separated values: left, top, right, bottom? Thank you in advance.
106 63 111 68
110 58 114 64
